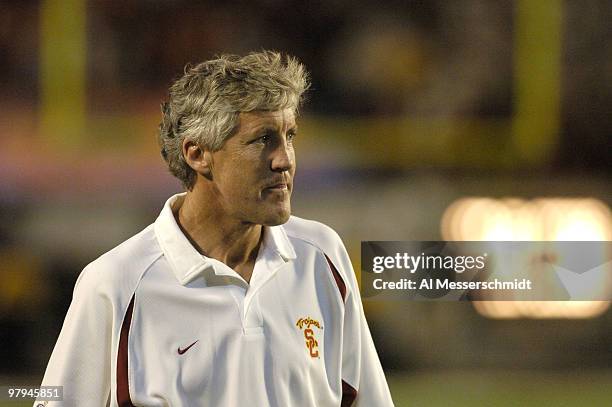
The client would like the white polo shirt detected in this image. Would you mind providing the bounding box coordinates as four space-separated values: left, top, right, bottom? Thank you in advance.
37 193 393 407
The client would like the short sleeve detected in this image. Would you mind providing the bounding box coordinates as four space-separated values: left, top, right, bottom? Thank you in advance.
35 266 113 407
332 237 394 406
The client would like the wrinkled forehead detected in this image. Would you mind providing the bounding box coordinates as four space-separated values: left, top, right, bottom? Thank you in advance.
237 109 297 133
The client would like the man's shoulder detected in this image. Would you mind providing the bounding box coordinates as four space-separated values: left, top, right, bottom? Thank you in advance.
282 215 345 253
283 216 359 294
77 224 163 294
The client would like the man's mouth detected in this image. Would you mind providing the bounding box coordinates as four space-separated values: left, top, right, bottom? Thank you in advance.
264 183 288 191
263 178 291 192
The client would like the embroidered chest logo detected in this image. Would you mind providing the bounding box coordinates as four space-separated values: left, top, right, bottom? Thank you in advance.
177 340 198 355
296 317 323 358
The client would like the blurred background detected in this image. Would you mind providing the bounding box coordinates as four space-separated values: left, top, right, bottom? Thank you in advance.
1 0 611 406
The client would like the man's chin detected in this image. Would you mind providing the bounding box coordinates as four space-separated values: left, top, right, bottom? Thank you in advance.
262 211 291 226
259 205 291 226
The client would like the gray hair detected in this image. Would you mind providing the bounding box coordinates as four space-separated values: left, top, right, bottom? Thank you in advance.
158 50 310 190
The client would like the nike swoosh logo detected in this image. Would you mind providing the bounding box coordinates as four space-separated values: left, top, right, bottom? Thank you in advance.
177 340 198 355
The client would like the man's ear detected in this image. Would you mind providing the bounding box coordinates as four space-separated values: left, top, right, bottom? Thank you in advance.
182 139 213 179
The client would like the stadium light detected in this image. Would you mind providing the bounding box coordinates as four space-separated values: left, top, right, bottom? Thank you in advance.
441 197 611 319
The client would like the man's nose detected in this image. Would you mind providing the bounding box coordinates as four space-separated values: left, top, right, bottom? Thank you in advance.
270 139 294 173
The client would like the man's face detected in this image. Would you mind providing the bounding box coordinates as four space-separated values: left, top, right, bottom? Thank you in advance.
208 108 297 226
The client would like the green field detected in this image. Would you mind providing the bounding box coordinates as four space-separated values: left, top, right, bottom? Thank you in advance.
387 370 612 407
3 370 611 406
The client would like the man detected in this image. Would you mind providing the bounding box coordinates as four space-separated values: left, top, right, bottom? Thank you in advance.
37 51 393 406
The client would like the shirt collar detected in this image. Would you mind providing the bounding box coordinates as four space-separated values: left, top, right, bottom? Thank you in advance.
154 193 296 285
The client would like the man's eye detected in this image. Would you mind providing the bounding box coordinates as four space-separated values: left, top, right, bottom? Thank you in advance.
287 132 297 142
257 134 270 143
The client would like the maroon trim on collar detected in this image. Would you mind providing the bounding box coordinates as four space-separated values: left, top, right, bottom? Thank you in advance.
341 379 358 406
117 294 136 407
325 254 347 302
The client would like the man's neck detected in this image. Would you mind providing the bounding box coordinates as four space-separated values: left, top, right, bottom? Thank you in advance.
175 188 262 283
